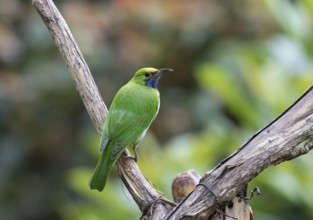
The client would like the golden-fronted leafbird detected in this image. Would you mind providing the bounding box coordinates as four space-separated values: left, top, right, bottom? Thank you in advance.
89 67 173 191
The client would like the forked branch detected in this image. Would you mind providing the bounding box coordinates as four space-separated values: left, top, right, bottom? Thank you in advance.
33 1 313 219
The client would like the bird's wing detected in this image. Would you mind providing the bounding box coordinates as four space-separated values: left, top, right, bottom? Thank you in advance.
99 83 159 158
108 108 155 159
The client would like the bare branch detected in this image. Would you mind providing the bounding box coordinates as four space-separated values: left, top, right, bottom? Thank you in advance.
32 0 313 219
32 0 172 217
166 86 313 219
33 0 107 133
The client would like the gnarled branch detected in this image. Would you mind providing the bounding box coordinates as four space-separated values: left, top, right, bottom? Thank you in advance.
33 1 313 219
166 85 313 219
32 0 172 218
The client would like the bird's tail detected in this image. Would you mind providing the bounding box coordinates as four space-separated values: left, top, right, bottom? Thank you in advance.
89 141 116 192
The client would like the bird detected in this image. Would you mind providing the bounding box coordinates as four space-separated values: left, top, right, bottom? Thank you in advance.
89 67 173 192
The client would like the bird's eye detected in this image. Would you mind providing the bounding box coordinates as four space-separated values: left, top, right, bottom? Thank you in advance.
144 72 150 77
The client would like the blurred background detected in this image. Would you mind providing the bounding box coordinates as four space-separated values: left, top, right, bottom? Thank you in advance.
1 0 313 219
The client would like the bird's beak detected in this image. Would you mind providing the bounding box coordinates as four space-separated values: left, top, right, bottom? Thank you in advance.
149 68 173 82
158 68 174 75
154 68 173 78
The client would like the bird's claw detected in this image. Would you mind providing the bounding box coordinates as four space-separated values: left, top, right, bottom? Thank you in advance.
126 155 137 162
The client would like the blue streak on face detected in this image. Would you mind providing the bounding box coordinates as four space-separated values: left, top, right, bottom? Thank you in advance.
146 76 160 88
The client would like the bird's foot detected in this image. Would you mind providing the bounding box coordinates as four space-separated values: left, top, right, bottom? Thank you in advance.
126 155 137 162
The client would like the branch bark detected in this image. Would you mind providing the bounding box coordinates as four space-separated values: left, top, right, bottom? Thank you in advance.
165 85 313 219
32 0 172 218
33 0 313 219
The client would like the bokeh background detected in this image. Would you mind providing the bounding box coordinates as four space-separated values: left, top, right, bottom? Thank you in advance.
1 0 313 219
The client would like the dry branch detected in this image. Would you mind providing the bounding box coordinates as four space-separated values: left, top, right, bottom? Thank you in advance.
166 86 313 219
32 0 172 218
33 0 313 219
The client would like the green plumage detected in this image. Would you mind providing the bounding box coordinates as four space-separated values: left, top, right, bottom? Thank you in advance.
89 67 172 191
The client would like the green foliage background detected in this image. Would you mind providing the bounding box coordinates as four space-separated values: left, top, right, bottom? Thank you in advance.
1 0 313 219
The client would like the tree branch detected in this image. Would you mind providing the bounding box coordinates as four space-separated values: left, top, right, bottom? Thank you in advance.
165 85 313 219
32 0 172 218
33 0 313 219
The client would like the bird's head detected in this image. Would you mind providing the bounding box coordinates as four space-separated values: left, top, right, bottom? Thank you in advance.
131 67 173 89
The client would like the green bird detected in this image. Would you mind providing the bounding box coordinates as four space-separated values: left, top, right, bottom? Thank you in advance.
89 67 173 191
